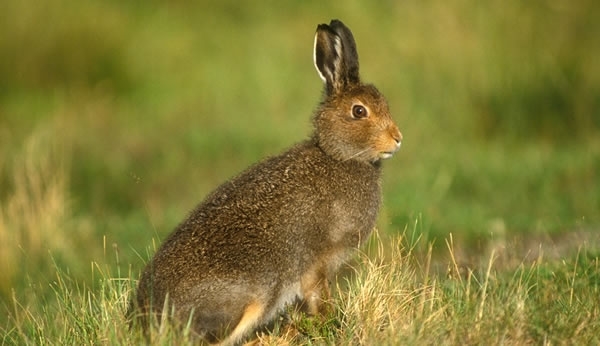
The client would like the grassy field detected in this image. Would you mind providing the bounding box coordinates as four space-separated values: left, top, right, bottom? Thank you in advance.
1 0 599 344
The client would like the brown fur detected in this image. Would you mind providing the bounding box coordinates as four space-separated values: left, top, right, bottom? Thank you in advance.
130 19 402 345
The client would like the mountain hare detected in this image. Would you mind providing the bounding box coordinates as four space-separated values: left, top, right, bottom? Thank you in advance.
130 19 402 345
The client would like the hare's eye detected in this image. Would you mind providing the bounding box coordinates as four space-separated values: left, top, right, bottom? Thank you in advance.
352 104 368 119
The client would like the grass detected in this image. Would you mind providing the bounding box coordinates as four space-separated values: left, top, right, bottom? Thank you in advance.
1 0 599 344
2 230 599 345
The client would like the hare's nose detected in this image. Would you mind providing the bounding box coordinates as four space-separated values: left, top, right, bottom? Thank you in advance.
391 127 403 145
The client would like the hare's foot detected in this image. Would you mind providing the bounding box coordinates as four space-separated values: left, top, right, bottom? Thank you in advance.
219 301 266 346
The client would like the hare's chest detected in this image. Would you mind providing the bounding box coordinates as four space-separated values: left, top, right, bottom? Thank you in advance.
327 187 380 247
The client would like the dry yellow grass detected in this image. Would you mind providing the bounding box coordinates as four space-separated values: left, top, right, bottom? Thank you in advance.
0 127 70 297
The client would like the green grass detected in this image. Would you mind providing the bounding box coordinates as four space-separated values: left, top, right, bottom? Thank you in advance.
1 0 599 344
2 231 599 345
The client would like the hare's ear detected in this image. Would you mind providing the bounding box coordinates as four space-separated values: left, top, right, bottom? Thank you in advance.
313 19 360 95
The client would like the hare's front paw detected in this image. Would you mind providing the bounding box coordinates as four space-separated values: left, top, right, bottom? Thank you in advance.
299 268 333 317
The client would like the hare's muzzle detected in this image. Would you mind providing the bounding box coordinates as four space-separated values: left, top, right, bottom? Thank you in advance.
379 126 402 159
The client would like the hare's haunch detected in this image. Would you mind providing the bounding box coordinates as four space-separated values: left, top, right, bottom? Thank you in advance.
130 19 402 345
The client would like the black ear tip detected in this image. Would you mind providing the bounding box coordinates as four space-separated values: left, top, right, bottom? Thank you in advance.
329 19 343 26
316 23 329 31
329 19 350 32
317 19 347 32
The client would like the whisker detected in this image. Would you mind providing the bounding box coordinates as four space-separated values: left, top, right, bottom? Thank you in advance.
343 148 369 162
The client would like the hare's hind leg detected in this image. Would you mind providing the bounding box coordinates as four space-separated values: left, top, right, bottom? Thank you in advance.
219 300 266 346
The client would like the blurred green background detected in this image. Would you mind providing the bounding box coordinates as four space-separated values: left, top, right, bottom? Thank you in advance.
0 0 599 305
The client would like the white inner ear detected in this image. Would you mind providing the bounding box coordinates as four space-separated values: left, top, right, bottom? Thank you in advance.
313 32 327 83
331 36 343 84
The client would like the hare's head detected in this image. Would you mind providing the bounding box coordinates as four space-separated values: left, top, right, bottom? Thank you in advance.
313 20 402 164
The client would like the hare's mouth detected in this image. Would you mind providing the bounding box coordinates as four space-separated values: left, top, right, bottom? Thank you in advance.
379 150 397 159
379 141 401 159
